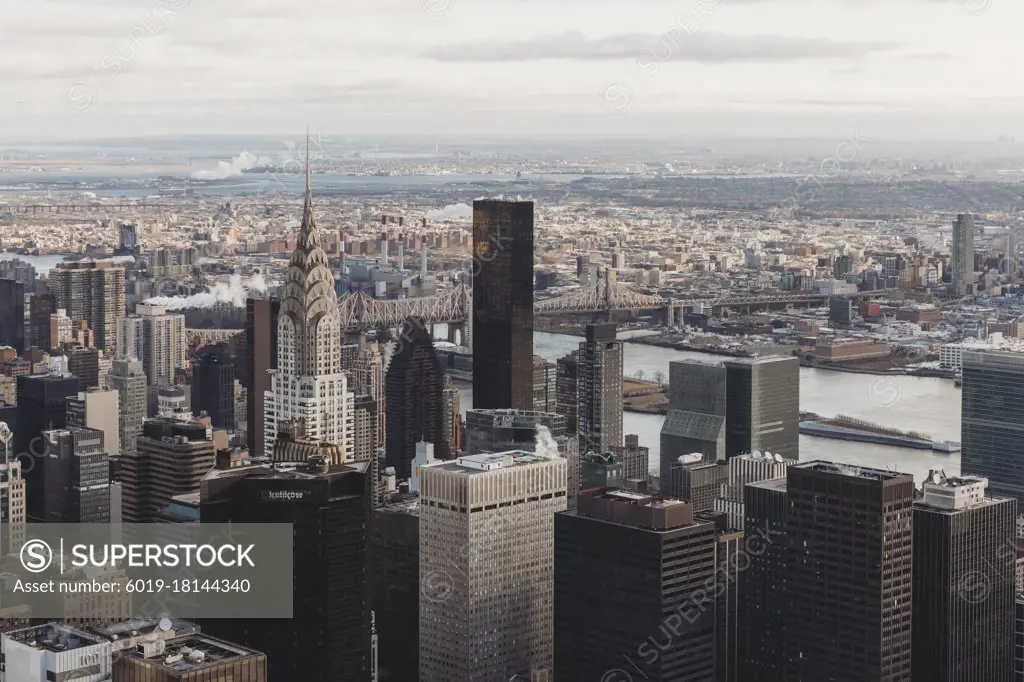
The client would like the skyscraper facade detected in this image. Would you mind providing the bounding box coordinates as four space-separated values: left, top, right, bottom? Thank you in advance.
0 422 26 557
660 360 727 470
0 278 25 353
555 350 579 437
787 462 914 681
472 199 534 411
913 472 1015 682
106 357 147 457
441 374 462 454
385 317 448 477
65 388 120 460
42 427 110 523
16 373 80 521
533 355 557 412
47 260 125 352
722 356 800 461
29 292 56 351
191 343 236 430
555 489 717 681
244 296 279 459
264 166 353 459
577 323 623 453
353 342 386 448
419 451 566 681
952 212 976 296
201 457 373 682
962 350 1024 506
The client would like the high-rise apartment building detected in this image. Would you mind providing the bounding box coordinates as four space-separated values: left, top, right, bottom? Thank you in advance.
29 291 55 351
419 451 566 681
244 296 279 458
353 342 386 449
191 343 236 430
50 308 72 350
65 345 100 392
116 303 186 389
0 422 26 557
122 417 216 523
555 488 717 681
106 357 146 457
42 426 110 523
16 372 80 520
577 323 623 453
65 388 120 460
264 167 353 459
913 471 1015 682
201 456 373 682
556 351 579 437
385 317 448 477
472 199 534 411
962 350 1024 506
0 278 24 353
952 212 976 296
533 355 557 412
787 461 915 681
48 260 125 352
351 394 378 463
441 374 462 454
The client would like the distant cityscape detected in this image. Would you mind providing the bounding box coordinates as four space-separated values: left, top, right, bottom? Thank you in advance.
0 137 1023 680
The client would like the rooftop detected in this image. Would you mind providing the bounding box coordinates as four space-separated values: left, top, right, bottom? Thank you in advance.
5 623 105 654
794 460 913 482
121 634 262 671
433 449 557 474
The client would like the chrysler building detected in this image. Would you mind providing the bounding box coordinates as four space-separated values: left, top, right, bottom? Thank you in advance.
264 152 354 459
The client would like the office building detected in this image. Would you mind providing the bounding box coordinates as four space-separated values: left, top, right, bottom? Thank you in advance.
442 374 462 454
913 471 1015 681
700 510 743 682
65 388 120 461
42 427 110 523
577 323 623 452
352 394 378 463
244 296 279 458
191 343 236 430
669 455 727 511
533 355 557 412
113 632 267 682
1 623 112 682
16 372 80 520
201 456 373 682
264 166 353 459
419 451 566 681
370 499 420 682
660 357 799 477
51 308 73 349
555 488 717 681
555 351 579 436
122 417 217 523
788 462 915 681
116 303 186 389
29 292 56 351
385 317 448 477
1016 596 1024 681
472 199 534 411
0 422 26 557
962 350 1024 506
353 342 386 448
739 476 792 681
714 450 794 529
464 408 580 507
106 357 146 457
952 213 976 296
0 278 24 353
48 260 125 351
580 451 625 489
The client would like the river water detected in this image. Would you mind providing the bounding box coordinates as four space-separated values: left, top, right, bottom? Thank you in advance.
456 330 962 483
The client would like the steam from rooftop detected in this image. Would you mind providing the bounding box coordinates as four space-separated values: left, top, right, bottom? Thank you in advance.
426 203 472 220
144 274 268 309
534 424 560 459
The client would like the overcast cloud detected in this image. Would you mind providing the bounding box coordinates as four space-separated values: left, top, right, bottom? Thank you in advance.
0 0 1019 140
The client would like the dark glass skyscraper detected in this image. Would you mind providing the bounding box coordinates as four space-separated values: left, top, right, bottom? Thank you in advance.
385 317 448 477
42 426 110 523
555 489 717 681
962 350 1024 506
913 472 1015 682
0 279 24 353
722 356 799 461
201 457 373 682
471 199 534 411
16 373 80 521
244 296 279 458
192 343 236 430
578 323 623 453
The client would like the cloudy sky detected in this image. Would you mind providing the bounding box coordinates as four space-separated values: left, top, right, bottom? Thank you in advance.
1 0 1020 140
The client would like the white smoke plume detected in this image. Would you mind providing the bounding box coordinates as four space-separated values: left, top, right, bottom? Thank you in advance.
426 203 472 220
534 424 561 459
192 151 272 180
145 274 268 309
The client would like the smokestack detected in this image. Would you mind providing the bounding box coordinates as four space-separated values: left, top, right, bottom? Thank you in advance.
420 235 428 277
380 231 388 265
397 232 405 271
339 231 346 273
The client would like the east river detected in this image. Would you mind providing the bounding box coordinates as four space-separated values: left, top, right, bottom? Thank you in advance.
456 330 963 484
